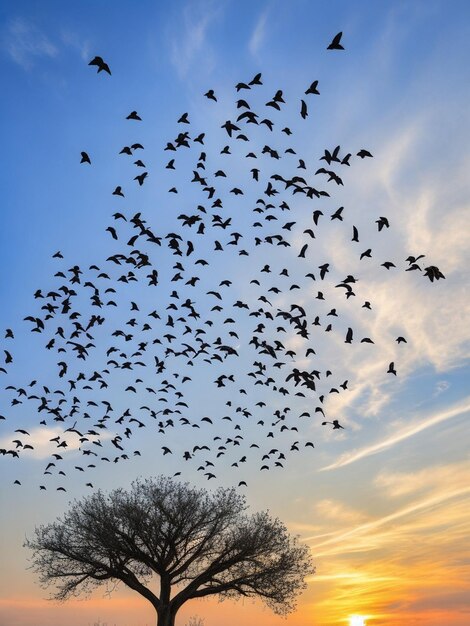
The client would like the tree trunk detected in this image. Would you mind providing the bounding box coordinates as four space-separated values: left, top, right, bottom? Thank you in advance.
157 604 177 626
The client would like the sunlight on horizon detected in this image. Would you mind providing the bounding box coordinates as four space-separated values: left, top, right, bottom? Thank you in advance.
349 616 366 626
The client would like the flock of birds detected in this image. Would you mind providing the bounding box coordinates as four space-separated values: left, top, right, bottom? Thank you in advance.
1 32 445 492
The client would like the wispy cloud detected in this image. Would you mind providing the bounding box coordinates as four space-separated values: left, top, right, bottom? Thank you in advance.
4 18 58 70
321 395 470 470
60 29 91 62
249 9 269 57
169 0 223 79
374 459 470 499
309 485 470 553
314 499 368 525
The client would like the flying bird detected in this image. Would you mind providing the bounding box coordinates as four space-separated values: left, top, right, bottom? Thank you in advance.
327 32 344 50
204 89 217 101
305 80 320 95
322 420 344 429
88 56 111 75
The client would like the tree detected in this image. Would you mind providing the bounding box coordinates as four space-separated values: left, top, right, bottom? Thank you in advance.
25 476 314 626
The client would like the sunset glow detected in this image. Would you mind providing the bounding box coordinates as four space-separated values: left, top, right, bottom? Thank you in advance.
349 617 366 626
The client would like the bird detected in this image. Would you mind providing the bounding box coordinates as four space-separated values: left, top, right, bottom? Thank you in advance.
322 420 344 429
80 152 91 164
249 73 263 86
424 266 445 282
204 89 217 101
134 172 148 186
88 56 111 75
305 80 320 95
126 111 142 121
106 227 118 240
376 216 390 231
298 244 308 258
327 32 344 50
331 206 344 221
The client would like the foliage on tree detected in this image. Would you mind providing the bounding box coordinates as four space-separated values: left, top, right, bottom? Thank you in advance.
25 476 314 626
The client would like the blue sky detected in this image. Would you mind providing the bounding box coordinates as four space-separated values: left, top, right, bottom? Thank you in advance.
1 2 469 626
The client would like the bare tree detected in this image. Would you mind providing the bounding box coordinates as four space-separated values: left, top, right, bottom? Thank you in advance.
25 476 314 626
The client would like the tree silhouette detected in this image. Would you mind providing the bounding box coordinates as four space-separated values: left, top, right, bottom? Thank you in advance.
25 476 314 626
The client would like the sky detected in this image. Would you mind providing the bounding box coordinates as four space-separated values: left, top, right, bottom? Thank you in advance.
0 1 469 626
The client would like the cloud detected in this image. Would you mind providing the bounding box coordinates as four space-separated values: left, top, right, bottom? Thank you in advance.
307 485 470 556
249 10 269 56
314 499 369 525
60 30 91 62
321 395 470 470
169 0 223 79
374 459 470 499
4 18 58 70
0 425 111 460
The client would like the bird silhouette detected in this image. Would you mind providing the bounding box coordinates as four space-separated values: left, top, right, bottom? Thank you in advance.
204 89 217 101
322 420 344 429
126 111 142 121
327 32 344 50
88 56 111 75
305 80 320 95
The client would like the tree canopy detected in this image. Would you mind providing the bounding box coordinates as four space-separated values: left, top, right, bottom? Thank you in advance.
26 476 314 625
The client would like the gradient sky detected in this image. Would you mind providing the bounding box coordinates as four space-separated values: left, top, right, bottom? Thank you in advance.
1 1 469 626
